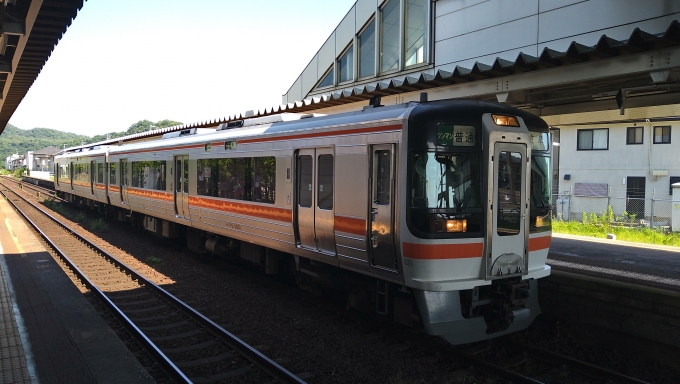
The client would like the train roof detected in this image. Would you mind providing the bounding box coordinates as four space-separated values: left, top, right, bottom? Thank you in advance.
55 100 549 159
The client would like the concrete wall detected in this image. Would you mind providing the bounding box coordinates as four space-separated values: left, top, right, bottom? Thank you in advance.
540 271 680 368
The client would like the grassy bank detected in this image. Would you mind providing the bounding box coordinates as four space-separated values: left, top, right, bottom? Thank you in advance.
552 220 680 247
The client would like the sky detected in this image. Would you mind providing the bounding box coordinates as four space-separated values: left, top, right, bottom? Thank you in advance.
8 0 357 136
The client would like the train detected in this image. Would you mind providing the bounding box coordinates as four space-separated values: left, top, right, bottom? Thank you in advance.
54 98 552 345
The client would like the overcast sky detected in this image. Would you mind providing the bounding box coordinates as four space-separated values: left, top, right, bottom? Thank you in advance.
8 0 356 136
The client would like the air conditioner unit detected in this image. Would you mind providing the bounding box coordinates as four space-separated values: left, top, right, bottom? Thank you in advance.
652 170 668 177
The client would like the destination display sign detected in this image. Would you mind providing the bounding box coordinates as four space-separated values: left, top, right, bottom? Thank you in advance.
437 124 476 146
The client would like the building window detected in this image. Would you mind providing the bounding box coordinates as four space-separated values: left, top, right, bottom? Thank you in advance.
670 176 680 195
380 0 400 73
654 126 671 144
316 66 334 89
577 128 608 150
338 45 353 83
626 127 643 144
359 19 375 78
404 0 426 66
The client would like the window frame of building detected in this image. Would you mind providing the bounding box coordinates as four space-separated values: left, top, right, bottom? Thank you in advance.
653 125 671 144
626 126 643 145
337 43 354 84
379 0 401 74
404 0 427 67
358 18 376 79
577 128 609 150
315 65 335 89
670 176 680 195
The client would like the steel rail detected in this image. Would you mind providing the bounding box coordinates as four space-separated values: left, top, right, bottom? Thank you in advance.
1 181 306 384
503 340 651 384
0 184 192 383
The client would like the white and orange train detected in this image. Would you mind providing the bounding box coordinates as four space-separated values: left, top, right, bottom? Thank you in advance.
54 98 552 344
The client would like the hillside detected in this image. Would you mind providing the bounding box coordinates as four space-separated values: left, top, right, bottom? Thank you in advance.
0 124 87 164
1 119 182 166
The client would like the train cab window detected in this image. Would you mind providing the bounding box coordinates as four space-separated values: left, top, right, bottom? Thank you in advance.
496 151 522 236
317 155 333 210
109 163 117 184
530 154 552 233
409 152 482 237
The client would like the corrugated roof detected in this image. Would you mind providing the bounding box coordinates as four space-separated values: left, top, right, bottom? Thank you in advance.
0 0 84 135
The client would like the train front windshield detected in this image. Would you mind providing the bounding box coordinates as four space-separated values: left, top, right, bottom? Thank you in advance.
530 131 552 232
409 151 483 236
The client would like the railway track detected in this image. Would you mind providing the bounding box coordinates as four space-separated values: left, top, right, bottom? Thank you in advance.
0 179 306 384
1 176 661 383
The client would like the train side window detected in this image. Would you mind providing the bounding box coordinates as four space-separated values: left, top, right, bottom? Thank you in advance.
109 163 117 184
97 163 105 183
252 157 276 203
317 155 333 210
298 155 313 208
132 161 166 190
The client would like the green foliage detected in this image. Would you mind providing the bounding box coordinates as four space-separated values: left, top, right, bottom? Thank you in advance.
0 124 88 162
146 256 162 265
89 218 109 232
553 217 680 246
1 119 182 162
125 119 182 135
12 167 25 178
74 211 86 223
43 199 66 215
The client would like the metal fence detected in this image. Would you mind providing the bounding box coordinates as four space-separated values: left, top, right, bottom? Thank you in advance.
552 192 673 230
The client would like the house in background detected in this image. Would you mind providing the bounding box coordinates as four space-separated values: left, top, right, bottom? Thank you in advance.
6 154 25 171
29 146 60 174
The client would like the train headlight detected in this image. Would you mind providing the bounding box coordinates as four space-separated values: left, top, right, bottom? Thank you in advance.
491 114 520 127
446 219 467 232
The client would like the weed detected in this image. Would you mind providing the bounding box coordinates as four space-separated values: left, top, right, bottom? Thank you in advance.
146 256 162 265
89 218 109 232
74 211 86 223
553 219 680 246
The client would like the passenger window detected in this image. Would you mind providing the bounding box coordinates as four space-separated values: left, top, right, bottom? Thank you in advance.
298 155 313 208
317 155 333 210
375 150 391 205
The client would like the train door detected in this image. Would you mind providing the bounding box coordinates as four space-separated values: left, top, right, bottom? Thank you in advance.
174 155 190 219
369 144 397 270
120 159 129 204
90 160 95 195
488 143 529 278
295 148 335 255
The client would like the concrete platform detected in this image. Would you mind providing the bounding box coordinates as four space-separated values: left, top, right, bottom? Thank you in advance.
0 197 154 383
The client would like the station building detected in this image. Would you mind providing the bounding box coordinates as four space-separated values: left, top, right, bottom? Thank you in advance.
269 0 680 224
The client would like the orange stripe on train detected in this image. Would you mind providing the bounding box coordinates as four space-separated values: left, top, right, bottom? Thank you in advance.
529 235 551 251
190 196 292 222
335 216 365 236
403 242 483 259
127 188 174 202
